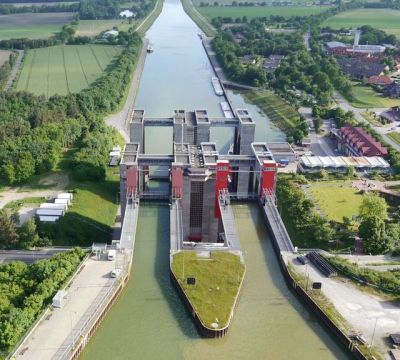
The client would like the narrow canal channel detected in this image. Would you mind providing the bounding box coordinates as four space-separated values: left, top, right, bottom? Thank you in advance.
82 0 350 358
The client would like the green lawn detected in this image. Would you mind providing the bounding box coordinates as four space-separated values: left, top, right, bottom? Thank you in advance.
197 5 328 21
76 19 136 37
349 84 400 108
243 90 299 133
308 181 363 223
324 9 400 37
387 131 400 145
15 44 122 97
171 251 245 329
0 12 74 40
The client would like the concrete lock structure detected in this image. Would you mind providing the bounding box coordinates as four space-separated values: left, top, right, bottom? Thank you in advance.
119 108 280 244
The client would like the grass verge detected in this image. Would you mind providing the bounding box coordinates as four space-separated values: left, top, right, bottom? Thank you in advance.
171 251 245 329
181 0 216 37
387 131 400 146
136 0 164 37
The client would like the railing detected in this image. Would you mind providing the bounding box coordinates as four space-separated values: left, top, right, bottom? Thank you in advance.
261 189 294 253
55 250 131 360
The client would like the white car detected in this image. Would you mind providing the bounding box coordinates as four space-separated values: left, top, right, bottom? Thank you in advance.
110 268 122 278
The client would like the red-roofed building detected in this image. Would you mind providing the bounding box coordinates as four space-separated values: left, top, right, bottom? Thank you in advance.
335 126 388 157
368 75 393 86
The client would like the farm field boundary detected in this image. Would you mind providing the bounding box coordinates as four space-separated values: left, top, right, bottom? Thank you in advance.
15 44 122 97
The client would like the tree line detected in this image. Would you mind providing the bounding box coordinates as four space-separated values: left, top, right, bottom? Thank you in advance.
0 248 86 355
0 2 78 15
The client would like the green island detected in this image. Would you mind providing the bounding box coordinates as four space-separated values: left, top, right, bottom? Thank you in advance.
171 251 245 330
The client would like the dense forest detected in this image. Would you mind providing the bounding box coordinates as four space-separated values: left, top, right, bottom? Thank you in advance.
0 248 86 355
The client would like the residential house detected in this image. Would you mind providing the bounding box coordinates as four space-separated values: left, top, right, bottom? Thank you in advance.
367 75 393 87
263 54 285 73
379 106 400 123
384 83 400 98
336 58 387 80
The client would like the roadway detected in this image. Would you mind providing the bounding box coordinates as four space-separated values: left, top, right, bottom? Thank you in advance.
0 248 72 264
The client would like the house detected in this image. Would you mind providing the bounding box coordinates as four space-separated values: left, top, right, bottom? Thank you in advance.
333 126 388 157
367 75 393 86
242 55 256 65
352 44 386 54
233 33 245 44
384 83 400 98
336 58 387 80
263 54 285 73
379 106 400 123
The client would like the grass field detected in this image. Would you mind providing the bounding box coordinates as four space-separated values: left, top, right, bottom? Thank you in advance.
15 44 122 97
0 50 11 67
308 181 363 223
243 90 299 133
349 84 400 108
171 251 245 329
0 12 74 40
197 5 328 20
324 9 400 37
387 131 400 145
76 19 136 37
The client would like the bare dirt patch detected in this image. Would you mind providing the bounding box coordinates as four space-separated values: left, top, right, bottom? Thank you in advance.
0 50 11 67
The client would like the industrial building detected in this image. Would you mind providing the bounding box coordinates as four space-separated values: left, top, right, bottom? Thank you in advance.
119 109 282 245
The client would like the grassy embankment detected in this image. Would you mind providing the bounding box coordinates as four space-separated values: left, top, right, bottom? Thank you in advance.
15 45 122 97
243 90 299 135
324 8 400 37
135 0 164 36
171 251 245 329
181 0 216 36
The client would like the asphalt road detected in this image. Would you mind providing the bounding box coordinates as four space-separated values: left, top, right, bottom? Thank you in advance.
0 248 73 264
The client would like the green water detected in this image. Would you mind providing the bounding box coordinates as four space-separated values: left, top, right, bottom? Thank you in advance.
82 204 349 359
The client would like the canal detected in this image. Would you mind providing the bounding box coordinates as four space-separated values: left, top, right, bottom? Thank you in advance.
81 0 350 358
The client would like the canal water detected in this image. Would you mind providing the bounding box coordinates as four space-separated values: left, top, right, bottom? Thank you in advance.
82 0 350 358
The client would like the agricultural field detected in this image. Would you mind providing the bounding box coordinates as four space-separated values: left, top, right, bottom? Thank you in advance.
15 44 122 97
308 181 363 223
0 50 12 67
196 5 329 21
76 19 136 37
0 12 74 40
349 83 400 108
324 9 400 37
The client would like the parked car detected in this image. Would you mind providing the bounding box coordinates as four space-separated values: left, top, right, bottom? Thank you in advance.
110 268 122 278
297 255 309 265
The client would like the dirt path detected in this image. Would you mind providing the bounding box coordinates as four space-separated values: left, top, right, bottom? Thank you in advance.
0 174 69 209
5 50 24 91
